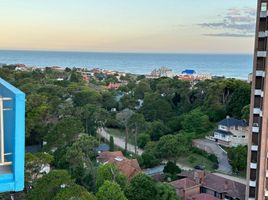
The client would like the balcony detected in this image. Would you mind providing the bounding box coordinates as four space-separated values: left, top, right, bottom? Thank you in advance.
266 190 268 197
0 78 25 193
250 162 257 169
251 145 258 151
252 126 260 133
259 31 268 38
260 11 268 18
257 51 267 57
255 89 264 97
249 180 256 187
256 70 266 77
253 108 263 116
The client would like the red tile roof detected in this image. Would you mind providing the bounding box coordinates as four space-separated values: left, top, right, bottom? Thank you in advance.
170 178 199 189
98 151 141 180
191 193 220 200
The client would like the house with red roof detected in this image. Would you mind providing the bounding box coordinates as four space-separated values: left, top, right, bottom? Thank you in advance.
97 151 141 180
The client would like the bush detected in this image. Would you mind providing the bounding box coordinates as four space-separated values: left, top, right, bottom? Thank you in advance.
137 133 150 148
191 147 218 164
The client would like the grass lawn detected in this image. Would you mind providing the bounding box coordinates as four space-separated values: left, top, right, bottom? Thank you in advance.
179 153 216 172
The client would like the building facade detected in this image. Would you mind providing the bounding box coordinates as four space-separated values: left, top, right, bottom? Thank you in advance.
0 78 25 192
246 1 268 199
213 117 249 147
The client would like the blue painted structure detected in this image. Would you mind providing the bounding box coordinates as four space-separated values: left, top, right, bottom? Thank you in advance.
0 78 25 192
181 69 196 75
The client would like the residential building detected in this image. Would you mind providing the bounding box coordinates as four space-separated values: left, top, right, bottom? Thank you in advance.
0 78 25 192
170 177 200 200
246 1 268 199
97 151 141 180
170 170 246 200
213 117 249 147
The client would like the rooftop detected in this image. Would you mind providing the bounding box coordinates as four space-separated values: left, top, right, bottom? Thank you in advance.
191 193 220 200
219 117 247 127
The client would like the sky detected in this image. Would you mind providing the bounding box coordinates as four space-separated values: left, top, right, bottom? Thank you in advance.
0 0 257 54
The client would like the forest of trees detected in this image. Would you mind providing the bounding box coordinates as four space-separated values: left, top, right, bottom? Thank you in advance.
0 65 251 199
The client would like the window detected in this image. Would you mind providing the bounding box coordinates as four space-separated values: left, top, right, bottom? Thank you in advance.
261 2 267 12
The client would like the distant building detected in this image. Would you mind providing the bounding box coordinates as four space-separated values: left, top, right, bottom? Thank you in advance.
178 69 212 82
150 67 175 78
213 116 249 147
170 170 245 200
107 82 124 90
97 151 141 180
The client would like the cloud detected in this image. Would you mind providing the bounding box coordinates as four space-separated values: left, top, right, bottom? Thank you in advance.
203 33 254 38
199 7 256 38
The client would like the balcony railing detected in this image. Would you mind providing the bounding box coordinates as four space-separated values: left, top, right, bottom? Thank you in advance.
259 31 268 38
257 51 267 57
251 145 259 151
255 89 264 97
260 11 268 18
0 96 12 167
249 180 257 187
256 70 266 77
252 126 260 133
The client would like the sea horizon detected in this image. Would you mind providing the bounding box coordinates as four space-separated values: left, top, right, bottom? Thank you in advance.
0 49 254 80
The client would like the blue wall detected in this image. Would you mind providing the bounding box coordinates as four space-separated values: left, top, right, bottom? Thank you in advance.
0 78 25 192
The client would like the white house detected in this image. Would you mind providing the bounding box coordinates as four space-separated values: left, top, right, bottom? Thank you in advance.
213 117 249 147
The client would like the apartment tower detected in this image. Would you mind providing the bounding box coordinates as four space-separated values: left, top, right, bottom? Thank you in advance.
246 1 268 199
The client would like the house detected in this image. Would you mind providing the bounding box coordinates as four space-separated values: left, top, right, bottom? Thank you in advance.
213 116 249 147
170 170 246 200
97 151 141 180
107 83 123 90
190 193 220 200
170 178 200 200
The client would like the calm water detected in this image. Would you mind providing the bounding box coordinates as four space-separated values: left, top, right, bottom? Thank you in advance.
0 50 253 79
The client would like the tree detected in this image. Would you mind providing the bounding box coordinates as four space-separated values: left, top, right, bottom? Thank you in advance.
155 183 179 200
26 170 74 200
148 121 170 141
109 136 115 151
163 161 181 174
45 117 84 149
181 108 212 135
156 135 182 162
227 145 247 173
25 152 54 183
226 83 250 118
128 113 146 154
126 173 157 200
137 133 150 148
96 163 127 190
63 135 98 191
140 141 161 168
96 181 127 200
241 104 250 121
141 93 173 122
116 108 134 152
53 184 96 200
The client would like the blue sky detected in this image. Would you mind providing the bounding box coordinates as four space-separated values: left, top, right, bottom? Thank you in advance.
0 0 257 53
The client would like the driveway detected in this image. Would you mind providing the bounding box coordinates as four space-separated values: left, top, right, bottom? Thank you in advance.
193 139 232 174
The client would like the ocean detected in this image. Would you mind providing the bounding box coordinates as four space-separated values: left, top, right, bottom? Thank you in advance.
0 50 253 80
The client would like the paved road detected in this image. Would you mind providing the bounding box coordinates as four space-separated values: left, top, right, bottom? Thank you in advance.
193 139 232 174
97 128 144 155
97 128 192 171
